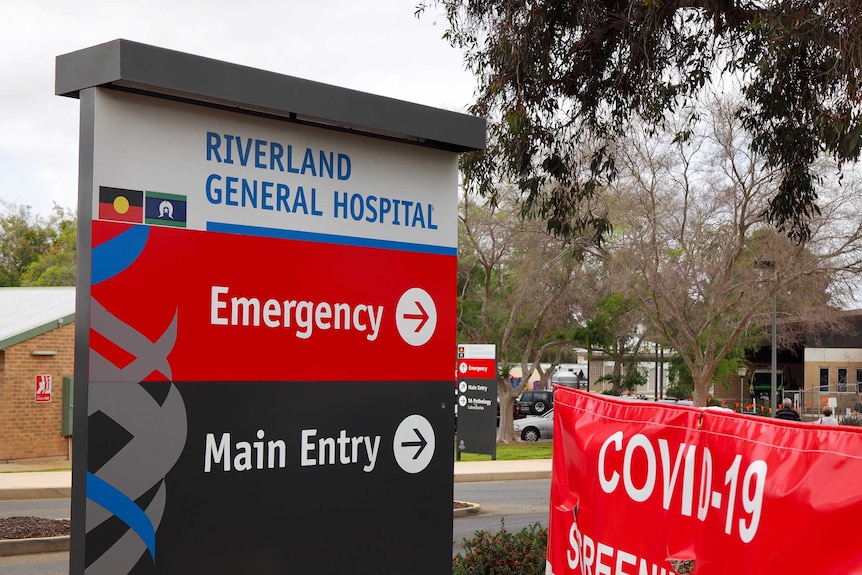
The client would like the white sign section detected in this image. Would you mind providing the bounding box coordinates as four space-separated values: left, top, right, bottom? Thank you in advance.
458 344 496 359
91 90 458 253
393 414 435 474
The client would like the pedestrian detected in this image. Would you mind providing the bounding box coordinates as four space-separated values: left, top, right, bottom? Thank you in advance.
817 405 839 425
775 397 802 421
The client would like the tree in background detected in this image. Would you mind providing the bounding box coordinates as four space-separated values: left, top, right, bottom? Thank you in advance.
22 205 77 286
421 0 862 244
572 292 646 396
665 356 695 401
604 96 862 406
458 186 590 441
0 202 53 286
0 202 76 287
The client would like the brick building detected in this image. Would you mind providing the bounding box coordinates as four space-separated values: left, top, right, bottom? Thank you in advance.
0 287 75 462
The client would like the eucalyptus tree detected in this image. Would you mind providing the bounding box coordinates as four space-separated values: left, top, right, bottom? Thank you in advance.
421 0 862 244
458 186 591 440
605 96 862 406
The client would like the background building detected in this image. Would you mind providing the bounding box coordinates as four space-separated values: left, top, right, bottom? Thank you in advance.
0 287 75 462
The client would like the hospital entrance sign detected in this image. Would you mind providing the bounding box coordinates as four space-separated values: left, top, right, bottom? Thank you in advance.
57 40 485 575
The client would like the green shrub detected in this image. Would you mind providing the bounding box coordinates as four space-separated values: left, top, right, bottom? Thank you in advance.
840 415 862 427
664 385 690 400
453 521 547 575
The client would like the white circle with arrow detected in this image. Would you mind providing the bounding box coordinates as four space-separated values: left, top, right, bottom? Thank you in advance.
393 414 435 474
396 288 437 346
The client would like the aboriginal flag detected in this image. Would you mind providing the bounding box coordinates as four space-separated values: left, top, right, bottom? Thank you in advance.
145 191 187 227
99 187 143 223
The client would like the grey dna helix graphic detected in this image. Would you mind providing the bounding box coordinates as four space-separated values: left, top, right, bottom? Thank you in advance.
86 299 187 575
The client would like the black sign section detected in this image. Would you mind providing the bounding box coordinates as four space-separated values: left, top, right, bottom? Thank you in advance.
85 380 453 575
455 377 497 457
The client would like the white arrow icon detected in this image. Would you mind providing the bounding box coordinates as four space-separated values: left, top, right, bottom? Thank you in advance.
396 288 437 346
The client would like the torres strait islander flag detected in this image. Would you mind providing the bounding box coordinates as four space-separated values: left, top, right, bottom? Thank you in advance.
145 190 187 227
99 186 143 223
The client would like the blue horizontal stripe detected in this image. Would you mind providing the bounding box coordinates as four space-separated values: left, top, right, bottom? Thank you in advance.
206 221 457 256
87 472 157 561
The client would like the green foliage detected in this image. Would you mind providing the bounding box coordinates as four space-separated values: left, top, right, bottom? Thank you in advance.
572 292 637 353
0 203 76 287
597 369 646 393
667 355 694 389
840 415 862 427
0 203 52 286
571 316 612 352
453 521 547 575
665 357 694 399
455 442 552 461
22 207 77 286
424 0 862 243
664 385 692 401
624 368 647 390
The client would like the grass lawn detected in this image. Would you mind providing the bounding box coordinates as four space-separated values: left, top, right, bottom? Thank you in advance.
454 441 553 461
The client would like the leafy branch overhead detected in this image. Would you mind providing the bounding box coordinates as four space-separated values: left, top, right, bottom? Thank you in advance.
422 0 862 242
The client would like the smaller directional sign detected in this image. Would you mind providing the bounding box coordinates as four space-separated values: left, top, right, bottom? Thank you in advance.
396 288 437 347
455 343 498 458
393 414 435 474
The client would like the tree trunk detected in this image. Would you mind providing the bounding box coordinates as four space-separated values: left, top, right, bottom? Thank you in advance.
497 377 524 443
691 366 717 407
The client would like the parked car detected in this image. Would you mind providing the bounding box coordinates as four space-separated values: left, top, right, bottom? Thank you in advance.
514 409 554 441
515 390 554 418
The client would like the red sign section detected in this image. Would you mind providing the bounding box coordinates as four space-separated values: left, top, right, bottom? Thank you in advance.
548 388 862 575
456 358 497 380
90 221 455 382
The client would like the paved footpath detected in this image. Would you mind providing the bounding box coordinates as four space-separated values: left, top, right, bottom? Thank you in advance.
0 457 552 500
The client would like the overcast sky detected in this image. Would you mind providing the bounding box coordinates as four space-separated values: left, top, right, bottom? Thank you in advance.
0 0 478 219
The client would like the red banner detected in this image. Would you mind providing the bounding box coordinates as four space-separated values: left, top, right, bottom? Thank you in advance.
548 387 862 574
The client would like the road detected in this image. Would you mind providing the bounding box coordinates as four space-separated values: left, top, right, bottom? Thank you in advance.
0 480 550 573
0 499 70 521
0 499 71 575
452 478 550 557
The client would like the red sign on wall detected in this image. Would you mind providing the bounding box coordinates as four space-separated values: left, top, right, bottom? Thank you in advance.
35 374 52 403
548 388 862 574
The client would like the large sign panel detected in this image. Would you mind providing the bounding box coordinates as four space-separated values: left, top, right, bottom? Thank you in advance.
79 88 457 574
548 388 862 574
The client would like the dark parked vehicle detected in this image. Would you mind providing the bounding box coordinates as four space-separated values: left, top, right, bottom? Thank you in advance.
515 390 554 418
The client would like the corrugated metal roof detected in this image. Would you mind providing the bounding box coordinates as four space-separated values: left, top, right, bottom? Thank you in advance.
0 287 76 349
